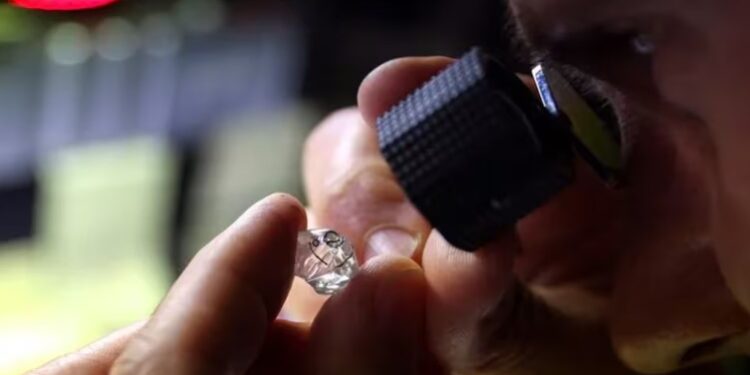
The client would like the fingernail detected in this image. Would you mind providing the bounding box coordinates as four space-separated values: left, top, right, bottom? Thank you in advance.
365 227 419 260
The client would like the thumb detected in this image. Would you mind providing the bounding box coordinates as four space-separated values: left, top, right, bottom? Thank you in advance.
308 255 442 375
423 231 634 375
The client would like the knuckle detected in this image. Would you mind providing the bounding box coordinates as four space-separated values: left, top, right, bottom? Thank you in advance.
320 160 406 229
109 332 160 375
109 355 141 375
326 160 402 204
304 107 360 155
110 353 145 375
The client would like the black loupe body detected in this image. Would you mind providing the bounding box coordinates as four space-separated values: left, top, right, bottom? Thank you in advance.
377 48 577 251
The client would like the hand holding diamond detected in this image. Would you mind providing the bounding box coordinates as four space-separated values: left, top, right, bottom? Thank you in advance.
31 193 428 375
29 55 672 375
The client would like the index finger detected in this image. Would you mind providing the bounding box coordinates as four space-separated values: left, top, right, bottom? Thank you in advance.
111 194 306 375
358 56 455 126
303 57 453 265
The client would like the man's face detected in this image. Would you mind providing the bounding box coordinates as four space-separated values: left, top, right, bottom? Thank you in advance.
509 0 750 372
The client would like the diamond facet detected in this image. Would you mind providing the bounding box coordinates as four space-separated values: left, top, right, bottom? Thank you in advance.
294 229 359 295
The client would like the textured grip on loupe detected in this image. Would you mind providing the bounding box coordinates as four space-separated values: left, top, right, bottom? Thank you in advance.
377 48 573 250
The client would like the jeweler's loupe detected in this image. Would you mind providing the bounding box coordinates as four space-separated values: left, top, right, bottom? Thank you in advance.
377 47 622 251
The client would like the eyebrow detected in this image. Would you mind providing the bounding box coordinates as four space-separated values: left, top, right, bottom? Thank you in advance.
509 0 643 56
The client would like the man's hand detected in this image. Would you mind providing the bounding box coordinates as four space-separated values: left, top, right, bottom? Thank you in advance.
300 57 634 375
30 55 735 375
29 194 431 375
299 56 734 374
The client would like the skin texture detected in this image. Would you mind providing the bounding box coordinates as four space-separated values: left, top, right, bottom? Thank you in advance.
507 0 750 373
28 1 750 374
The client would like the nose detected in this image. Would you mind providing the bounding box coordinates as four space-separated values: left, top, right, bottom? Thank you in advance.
610 237 750 374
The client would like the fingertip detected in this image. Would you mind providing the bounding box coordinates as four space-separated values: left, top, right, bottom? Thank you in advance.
275 193 308 231
356 254 426 307
363 255 426 335
357 56 454 126
224 193 308 312
238 193 307 235
309 254 429 374
319 254 425 324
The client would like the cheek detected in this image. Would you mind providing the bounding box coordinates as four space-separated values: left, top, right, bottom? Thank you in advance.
649 6 750 312
610 119 750 373
681 5 750 312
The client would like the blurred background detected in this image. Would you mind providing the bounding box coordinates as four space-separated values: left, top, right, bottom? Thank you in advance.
2 1 749 375
0 0 515 372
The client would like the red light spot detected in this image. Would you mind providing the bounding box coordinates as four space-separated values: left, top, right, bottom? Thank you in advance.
11 0 119 11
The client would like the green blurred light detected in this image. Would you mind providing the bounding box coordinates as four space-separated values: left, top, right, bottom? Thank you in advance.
0 5 39 43
45 22 93 65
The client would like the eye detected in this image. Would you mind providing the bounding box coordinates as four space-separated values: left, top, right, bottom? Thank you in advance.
630 33 656 56
546 28 658 98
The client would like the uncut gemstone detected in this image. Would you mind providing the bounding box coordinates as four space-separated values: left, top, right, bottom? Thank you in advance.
294 229 359 295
